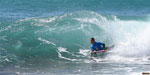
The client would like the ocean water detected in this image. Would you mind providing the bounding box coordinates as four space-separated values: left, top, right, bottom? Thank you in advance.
0 0 150 75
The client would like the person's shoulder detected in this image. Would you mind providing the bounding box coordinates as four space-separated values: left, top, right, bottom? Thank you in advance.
96 41 103 44
95 41 101 43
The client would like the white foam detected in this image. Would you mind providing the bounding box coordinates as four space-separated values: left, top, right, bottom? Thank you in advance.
38 37 56 46
57 47 68 53
78 49 90 56
57 47 80 61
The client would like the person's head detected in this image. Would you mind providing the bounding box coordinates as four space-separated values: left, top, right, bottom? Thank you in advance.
90 38 95 44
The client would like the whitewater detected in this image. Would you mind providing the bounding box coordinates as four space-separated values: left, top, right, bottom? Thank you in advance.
0 0 150 75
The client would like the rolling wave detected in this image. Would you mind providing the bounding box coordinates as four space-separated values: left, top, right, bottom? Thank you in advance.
0 11 150 65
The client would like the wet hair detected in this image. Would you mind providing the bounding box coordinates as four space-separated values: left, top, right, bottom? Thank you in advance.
91 38 95 42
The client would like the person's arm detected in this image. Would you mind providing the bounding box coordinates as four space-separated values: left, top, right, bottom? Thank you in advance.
90 46 96 54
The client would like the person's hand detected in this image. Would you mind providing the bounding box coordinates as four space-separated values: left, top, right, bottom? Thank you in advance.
91 51 94 54
91 51 96 55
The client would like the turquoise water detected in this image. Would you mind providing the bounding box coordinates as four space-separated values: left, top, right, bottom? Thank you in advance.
0 0 150 75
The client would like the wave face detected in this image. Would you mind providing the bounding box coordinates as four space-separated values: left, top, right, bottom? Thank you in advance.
0 11 150 66
0 11 112 64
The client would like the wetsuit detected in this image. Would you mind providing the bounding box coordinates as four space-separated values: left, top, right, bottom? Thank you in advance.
91 42 105 51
